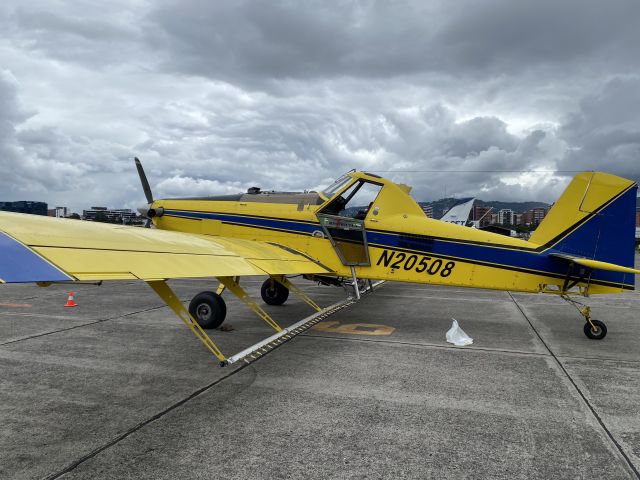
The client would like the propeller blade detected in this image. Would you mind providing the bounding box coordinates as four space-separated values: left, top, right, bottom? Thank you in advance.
134 157 154 204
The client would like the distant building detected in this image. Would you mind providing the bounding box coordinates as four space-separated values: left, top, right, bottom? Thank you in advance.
83 207 138 224
47 206 68 218
498 208 513 226
531 207 547 225
513 213 523 226
522 207 548 226
472 205 492 227
0 201 48 216
422 205 433 218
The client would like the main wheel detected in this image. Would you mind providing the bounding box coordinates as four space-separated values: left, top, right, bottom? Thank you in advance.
583 320 607 340
188 291 226 329
261 279 289 305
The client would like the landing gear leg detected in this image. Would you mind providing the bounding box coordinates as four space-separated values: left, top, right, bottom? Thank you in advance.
350 266 360 300
268 275 322 312
561 295 607 340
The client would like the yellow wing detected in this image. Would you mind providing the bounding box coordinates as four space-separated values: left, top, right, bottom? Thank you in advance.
0 211 331 283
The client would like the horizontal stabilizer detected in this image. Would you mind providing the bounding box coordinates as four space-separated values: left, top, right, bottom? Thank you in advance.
550 253 640 275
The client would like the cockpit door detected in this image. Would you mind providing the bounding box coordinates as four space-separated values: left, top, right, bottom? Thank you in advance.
316 180 383 266
317 214 369 265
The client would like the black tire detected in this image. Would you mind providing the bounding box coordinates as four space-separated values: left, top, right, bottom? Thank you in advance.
583 319 607 340
188 291 226 329
261 279 289 306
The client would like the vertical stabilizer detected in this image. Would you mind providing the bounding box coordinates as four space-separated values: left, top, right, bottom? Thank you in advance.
529 172 637 269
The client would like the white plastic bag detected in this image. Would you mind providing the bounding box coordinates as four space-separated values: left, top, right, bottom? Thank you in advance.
446 319 473 346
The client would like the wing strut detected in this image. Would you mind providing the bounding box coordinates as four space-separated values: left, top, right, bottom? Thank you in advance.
217 276 282 332
148 277 383 368
146 280 226 362
272 275 322 312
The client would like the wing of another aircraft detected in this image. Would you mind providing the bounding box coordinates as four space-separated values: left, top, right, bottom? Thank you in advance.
0 211 331 283
440 198 475 225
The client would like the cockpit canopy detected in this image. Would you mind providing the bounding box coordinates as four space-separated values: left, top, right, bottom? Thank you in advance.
320 181 383 218
321 174 353 199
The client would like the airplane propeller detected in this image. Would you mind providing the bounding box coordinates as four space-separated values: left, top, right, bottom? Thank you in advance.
135 157 154 228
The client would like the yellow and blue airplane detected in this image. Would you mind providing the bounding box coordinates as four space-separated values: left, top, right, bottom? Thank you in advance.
0 159 638 365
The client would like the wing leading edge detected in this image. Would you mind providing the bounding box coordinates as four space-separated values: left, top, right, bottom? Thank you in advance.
0 211 331 283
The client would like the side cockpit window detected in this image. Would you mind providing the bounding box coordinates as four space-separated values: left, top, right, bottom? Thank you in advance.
320 180 383 219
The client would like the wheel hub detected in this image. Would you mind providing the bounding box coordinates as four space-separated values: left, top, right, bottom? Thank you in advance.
196 303 211 321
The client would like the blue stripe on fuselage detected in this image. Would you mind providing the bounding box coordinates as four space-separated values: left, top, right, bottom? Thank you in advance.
163 207 632 287
367 230 629 286
0 232 73 283
164 210 319 234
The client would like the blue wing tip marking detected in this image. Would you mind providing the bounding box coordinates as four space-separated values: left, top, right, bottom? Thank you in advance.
0 232 73 283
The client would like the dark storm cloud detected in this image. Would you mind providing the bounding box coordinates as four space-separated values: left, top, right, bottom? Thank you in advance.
558 76 640 181
143 0 640 201
0 71 136 209
148 0 640 83
435 0 640 73
374 110 564 202
0 73 24 190
133 91 562 203
0 0 639 211
2 2 145 68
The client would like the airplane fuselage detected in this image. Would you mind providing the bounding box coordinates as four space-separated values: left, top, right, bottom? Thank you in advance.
151 171 636 296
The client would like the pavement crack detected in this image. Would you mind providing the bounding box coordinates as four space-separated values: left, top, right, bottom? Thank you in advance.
42 363 250 480
0 304 167 347
508 291 640 479
304 332 640 364
302 332 554 358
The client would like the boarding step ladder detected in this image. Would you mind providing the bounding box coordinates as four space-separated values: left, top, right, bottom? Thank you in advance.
222 280 384 367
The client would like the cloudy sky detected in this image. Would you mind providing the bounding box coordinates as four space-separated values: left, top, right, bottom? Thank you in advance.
1 0 639 212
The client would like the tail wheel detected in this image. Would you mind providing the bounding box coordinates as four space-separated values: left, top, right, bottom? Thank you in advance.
188 291 226 329
583 319 607 340
261 279 289 305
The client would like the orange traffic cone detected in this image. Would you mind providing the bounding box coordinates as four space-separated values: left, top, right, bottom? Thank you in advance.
64 291 77 308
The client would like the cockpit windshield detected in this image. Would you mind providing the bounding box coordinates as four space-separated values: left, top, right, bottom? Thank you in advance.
321 174 353 199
